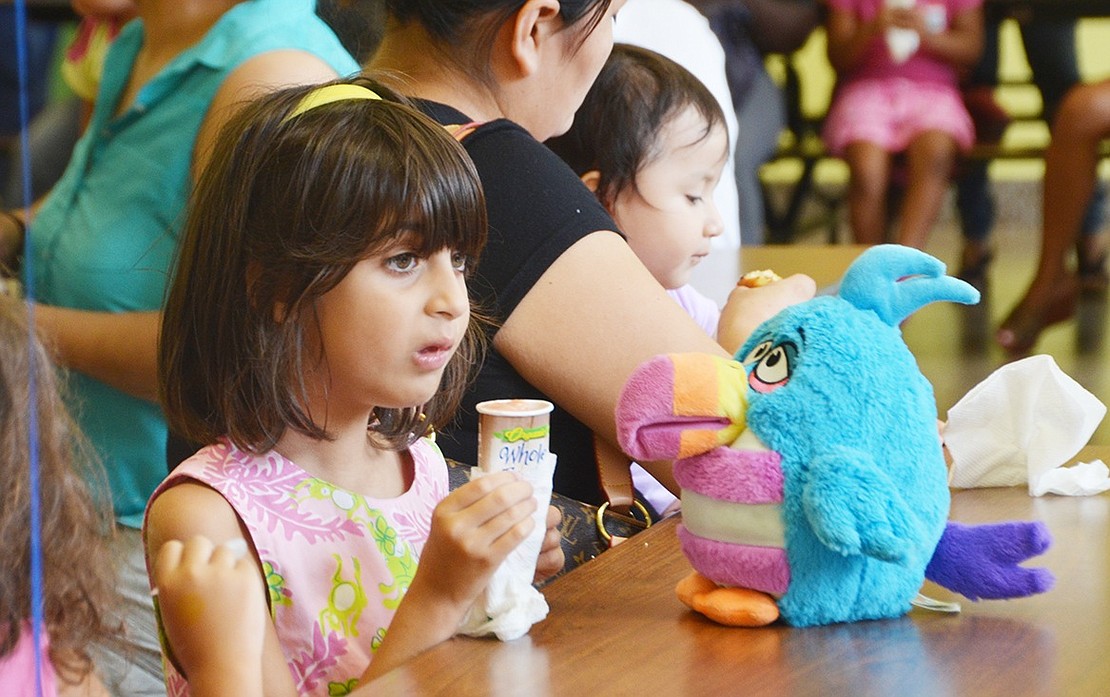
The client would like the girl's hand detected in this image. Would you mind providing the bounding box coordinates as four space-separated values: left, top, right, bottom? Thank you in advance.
415 472 538 611
70 0 137 21
718 273 817 354
363 472 538 679
152 536 266 695
871 5 897 33
533 504 565 584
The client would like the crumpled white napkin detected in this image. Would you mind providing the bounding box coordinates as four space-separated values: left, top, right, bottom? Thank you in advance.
457 453 556 640
945 355 1108 496
885 0 920 64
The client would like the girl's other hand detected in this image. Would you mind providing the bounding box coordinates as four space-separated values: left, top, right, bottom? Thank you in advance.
70 0 137 21
718 273 817 354
891 6 928 34
152 536 266 694
533 504 565 584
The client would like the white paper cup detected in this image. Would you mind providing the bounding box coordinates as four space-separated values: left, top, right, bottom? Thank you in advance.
476 399 553 473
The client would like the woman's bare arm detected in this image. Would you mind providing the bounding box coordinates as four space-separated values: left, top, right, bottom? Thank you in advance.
496 232 813 492
32 50 340 401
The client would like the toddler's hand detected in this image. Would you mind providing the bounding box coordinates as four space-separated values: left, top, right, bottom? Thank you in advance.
718 273 817 354
416 472 537 613
533 504 565 584
152 536 266 691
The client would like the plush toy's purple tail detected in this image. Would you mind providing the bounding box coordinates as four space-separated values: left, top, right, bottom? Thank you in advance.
924 522 1054 601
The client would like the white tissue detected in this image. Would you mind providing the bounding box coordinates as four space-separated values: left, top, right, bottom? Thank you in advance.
457 453 556 640
1030 459 1110 497
945 355 1107 496
886 0 920 63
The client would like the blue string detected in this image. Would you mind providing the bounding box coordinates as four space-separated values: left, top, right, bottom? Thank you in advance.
11 1 46 695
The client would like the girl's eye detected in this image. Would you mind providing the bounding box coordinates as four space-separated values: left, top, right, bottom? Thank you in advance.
451 251 468 272
386 253 419 272
686 195 703 205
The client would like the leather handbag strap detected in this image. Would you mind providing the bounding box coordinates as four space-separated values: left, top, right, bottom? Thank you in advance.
594 434 635 512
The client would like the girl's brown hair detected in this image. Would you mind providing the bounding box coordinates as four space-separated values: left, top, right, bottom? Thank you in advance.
547 43 728 208
160 76 488 454
0 297 118 685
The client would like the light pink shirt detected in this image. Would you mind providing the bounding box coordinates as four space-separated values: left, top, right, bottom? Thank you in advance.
668 285 721 339
826 0 982 87
146 437 447 696
0 622 57 696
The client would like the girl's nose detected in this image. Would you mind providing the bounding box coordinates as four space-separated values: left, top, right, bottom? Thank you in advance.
705 201 725 238
428 252 469 318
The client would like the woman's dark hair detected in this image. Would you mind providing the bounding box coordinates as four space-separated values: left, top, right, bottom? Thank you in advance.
0 296 118 686
384 0 613 77
160 75 489 454
546 43 728 207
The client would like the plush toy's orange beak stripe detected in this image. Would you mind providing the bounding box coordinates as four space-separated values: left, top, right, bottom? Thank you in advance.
672 354 748 459
672 353 725 416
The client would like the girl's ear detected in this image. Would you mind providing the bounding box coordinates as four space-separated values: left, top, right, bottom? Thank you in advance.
507 0 563 77
246 260 288 322
580 169 602 193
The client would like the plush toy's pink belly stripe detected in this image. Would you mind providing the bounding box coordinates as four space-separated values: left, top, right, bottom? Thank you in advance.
678 525 790 594
673 448 784 504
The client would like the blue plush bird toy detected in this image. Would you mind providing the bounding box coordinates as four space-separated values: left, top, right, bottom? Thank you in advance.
616 245 1054 627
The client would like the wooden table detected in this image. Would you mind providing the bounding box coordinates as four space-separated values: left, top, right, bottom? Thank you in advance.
740 243 867 292
366 446 1110 696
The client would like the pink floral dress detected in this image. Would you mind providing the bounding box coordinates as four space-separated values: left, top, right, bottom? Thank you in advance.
144 437 447 696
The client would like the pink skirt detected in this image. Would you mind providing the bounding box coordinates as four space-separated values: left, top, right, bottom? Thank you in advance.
822 77 975 156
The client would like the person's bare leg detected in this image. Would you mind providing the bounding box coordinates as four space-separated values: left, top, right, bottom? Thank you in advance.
844 141 892 245
997 80 1110 354
896 130 958 250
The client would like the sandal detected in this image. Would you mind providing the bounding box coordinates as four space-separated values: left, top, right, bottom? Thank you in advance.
996 277 1078 356
956 244 993 294
1077 247 1108 296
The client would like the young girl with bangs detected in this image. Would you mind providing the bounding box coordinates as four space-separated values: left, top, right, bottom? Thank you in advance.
144 77 563 696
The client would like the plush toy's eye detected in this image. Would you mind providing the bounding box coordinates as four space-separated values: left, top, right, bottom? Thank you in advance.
750 342 796 393
743 340 773 365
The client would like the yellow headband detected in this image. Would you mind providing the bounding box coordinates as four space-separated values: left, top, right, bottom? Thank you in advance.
284 83 382 122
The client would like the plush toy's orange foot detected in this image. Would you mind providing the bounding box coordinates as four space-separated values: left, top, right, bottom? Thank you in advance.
675 572 780 627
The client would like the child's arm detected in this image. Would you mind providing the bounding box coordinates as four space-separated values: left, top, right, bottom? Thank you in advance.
916 5 983 70
360 471 538 681
145 483 299 697
825 5 890 73
150 536 266 697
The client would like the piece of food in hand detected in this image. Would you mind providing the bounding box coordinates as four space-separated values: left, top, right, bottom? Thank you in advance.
738 269 783 288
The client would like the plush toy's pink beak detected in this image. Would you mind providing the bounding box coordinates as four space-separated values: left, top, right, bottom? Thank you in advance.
616 353 748 462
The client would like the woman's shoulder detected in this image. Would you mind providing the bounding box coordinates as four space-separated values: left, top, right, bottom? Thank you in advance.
193 0 358 74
